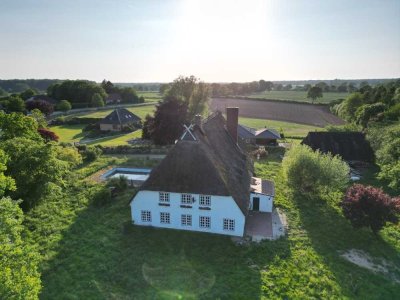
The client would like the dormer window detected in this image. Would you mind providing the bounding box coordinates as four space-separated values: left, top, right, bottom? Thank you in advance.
199 195 211 206
181 194 192 204
159 192 170 203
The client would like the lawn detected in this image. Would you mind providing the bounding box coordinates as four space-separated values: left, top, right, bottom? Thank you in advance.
51 124 86 143
75 104 156 119
245 90 348 104
239 117 323 137
87 130 142 146
27 152 399 299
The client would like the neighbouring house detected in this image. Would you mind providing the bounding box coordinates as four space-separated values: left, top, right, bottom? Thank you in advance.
105 93 122 104
26 94 57 105
99 108 141 131
301 132 375 163
238 124 281 145
130 107 275 237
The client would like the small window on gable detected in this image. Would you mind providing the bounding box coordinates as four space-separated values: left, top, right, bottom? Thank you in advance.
223 218 235 231
181 194 192 204
141 210 151 222
159 192 170 203
199 195 211 206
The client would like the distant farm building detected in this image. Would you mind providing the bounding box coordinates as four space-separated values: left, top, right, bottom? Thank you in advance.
105 93 122 104
238 124 281 145
26 94 57 105
302 132 375 162
99 108 141 131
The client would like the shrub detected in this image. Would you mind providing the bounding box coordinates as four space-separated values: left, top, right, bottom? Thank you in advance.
92 187 112 207
38 128 59 142
107 175 129 191
282 145 349 195
83 145 102 162
56 100 72 112
341 184 400 233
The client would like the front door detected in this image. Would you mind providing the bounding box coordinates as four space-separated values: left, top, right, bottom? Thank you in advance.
253 197 260 211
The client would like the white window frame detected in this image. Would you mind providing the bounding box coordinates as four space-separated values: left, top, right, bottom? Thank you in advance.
160 212 170 224
223 218 235 231
199 216 211 229
181 194 192 204
141 210 151 222
181 214 192 226
199 195 211 206
159 192 170 203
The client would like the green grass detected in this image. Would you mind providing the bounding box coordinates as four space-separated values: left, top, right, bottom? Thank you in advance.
75 105 156 119
51 124 86 143
239 117 323 137
137 91 162 101
27 153 400 299
87 130 143 146
245 90 348 104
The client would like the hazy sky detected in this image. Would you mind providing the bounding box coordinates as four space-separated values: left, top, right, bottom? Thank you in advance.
0 0 399 82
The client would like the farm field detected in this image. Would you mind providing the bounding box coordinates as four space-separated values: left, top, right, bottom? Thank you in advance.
29 153 400 299
211 98 344 127
137 91 162 101
244 90 349 104
239 117 323 137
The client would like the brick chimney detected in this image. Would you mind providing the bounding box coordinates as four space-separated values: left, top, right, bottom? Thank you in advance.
226 107 239 144
194 114 202 128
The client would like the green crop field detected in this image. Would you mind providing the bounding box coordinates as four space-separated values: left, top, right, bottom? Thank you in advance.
244 90 348 104
137 91 162 101
28 152 399 299
239 117 323 137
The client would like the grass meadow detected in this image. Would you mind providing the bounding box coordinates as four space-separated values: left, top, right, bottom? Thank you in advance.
245 90 348 104
26 151 400 299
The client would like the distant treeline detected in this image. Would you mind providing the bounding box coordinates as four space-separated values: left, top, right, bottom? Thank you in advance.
0 79 61 93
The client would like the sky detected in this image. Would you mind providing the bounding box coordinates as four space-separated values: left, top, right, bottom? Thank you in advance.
0 0 399 82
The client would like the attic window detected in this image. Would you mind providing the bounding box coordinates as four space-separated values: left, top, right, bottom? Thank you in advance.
181 194 192 204
159 192 170 203
199 195 211 206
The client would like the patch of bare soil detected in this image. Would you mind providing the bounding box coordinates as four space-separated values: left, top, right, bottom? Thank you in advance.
211 98 344 127
340 249 400 283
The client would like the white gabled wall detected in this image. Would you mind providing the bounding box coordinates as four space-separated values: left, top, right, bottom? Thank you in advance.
130 191 245 237
249 193 273 212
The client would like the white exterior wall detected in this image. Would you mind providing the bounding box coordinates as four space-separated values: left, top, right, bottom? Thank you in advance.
249 193 273 212
130 191 245 237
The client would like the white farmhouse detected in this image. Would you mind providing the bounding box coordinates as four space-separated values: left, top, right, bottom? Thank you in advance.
130 108 274 237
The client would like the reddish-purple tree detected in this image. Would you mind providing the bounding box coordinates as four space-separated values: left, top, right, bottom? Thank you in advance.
26 100 54 116
38 128 59 142
341 184 400 233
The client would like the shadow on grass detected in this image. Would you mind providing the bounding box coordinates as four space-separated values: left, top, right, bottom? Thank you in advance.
39 192 290 299
292 192 400 299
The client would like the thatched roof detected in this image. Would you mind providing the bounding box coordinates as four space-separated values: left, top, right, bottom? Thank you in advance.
302 132 375 162
100 108 141 125
140 112 253 214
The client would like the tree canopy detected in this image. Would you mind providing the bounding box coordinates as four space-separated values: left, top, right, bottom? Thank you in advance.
307 86 323 103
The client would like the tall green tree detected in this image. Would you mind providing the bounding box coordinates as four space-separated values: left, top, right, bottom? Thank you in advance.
307 86 323 103
0 149 15 197
0 198 41 299
91 93 105 107
0 112 41 141
6 96 25 113
20 88 37 100
1 138 70 208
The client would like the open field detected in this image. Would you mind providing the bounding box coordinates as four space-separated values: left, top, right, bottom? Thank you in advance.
212 98 344 127
137 91 162 101
29 153 400 299
244 90 349 104
239 117 323 137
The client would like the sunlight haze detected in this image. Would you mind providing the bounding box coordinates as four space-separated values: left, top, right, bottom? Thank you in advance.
0 0 399 82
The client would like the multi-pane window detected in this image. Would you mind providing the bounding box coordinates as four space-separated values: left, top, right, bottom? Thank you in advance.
159 192 170 203
160 212 170 224
199 195 211 206
199 216 211 229
181 194 192 204
181 214 192 226
223 218 235 231
141 210 151 222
